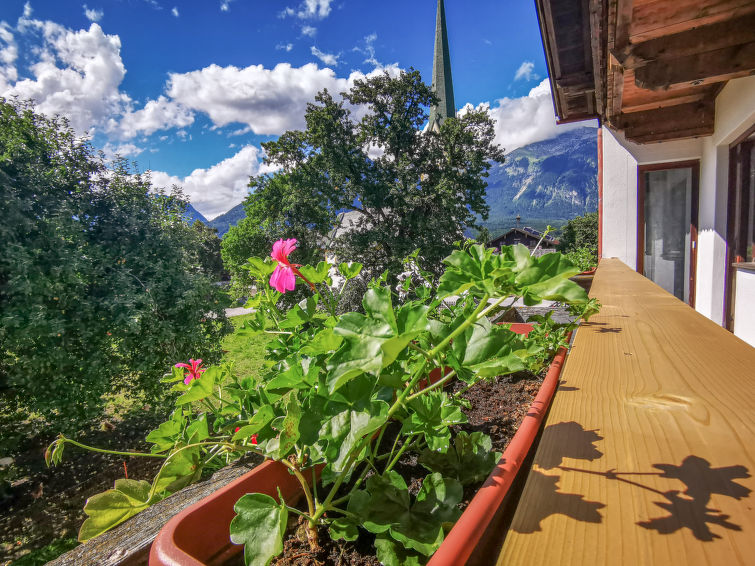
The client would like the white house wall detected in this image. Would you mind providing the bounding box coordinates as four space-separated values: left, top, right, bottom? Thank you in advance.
733 267 755 346
600 75 755 341
600 127 701 271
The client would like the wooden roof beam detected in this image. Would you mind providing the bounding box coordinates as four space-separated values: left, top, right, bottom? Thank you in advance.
606 0 633 123
634 42 755 91
620 99 715 142
616 13 755 70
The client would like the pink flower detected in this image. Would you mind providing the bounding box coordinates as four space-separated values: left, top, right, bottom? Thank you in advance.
270 238 298 293
175 358 205 385
269 238 315 293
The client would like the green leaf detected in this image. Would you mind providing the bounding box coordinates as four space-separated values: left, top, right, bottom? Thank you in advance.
151 445 201 496
277 395 302 459
146 412 184 452
327 288 428 393
78 479 152 542
338 261 363 279
451 317 526 378
230 493 288 566
160 365 186 383
298 261 331 284
402 391 466 452
320 400 389 472
418 431 501 485
232 405 275 441
328 489 369 541
300 327 343 356
175 366 218 405
244 256 277 279
374 535 424 566
362 471 462 556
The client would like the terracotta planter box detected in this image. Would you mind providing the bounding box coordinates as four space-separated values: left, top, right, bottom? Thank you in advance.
151 323 566 566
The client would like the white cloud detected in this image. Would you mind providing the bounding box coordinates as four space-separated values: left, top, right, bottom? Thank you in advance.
23 2 32 18
310 46 340 66
301 25 316 37
353 33 396 71
150 145 277 219
0 23 18 88
276 42 293 52
2 18 130 134
102 141 144 159
171 6 179 17
83 5 103 22
461 79 595 153
514 61 538 82
166 62 383 136
110 95 194 139
220 0 234 12
283 0 333 20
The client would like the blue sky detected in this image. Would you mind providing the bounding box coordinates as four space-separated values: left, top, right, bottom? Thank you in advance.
0 0 588 218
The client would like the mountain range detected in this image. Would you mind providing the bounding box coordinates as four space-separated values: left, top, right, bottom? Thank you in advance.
194 127 598 237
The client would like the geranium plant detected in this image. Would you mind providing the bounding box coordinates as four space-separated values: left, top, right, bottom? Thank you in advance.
47 240 598 565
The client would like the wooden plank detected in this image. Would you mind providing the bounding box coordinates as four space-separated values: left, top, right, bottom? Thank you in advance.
606 0 633 123
47 455 263 566
616 12 755 70
630 0 755 43
634 42 755 91
589 0 607 117
497 259 755 565
620 99 715 140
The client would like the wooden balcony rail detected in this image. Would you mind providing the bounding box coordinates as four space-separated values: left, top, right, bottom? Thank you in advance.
497 258 755 565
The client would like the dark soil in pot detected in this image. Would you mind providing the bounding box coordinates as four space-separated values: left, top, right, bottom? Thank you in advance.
230 370 544 566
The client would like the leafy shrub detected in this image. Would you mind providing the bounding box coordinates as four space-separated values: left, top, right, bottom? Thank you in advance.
557 212 598 271
0 98 231 434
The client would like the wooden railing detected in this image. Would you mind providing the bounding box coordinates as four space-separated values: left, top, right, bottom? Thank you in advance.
497 258 755 565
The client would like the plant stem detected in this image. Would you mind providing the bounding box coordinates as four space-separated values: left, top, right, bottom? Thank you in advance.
280 459 319 549
405 368 458 401
63 439 166 459
408 342 435 363
384 435 417 474
476 294 512 321
428 294 490 358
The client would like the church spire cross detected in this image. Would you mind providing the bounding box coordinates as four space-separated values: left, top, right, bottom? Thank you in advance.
429 0 455 132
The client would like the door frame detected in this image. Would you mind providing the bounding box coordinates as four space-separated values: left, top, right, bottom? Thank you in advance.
724 123 755 330
636 160 700 307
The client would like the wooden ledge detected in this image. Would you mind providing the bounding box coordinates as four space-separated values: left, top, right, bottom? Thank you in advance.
497 258 755 565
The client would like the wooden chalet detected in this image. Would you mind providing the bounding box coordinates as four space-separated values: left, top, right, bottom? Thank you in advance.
488 226 559 252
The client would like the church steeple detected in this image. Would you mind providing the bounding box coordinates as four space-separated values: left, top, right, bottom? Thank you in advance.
428 0 455 132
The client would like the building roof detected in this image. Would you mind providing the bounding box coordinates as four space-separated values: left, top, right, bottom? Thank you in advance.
535 0 755 143
489 226 560 247
428 0 456 132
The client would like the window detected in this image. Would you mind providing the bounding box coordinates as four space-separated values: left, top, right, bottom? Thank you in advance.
637 161 699 305
729 135 755 264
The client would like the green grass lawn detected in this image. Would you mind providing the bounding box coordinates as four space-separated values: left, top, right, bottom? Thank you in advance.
221 313 271 382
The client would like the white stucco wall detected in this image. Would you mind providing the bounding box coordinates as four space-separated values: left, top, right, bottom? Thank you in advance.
733 267 755 346
600 127 700 271
600 75 755 337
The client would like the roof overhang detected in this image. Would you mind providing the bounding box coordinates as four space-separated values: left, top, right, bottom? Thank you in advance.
535 0 755 143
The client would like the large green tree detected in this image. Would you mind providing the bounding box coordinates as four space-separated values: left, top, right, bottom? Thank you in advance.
0 99 231 432
222 70 504 294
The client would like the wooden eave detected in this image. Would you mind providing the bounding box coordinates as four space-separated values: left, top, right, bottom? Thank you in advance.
536 0 755 143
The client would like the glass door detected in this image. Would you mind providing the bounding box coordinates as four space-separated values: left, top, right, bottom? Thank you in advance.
638 162 699 305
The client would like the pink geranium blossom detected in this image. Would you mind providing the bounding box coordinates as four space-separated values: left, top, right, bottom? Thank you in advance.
269 238 315 293
175 358 205 385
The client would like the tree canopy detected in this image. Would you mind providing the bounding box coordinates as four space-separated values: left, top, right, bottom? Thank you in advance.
0 98 231 431
222 70 505 295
